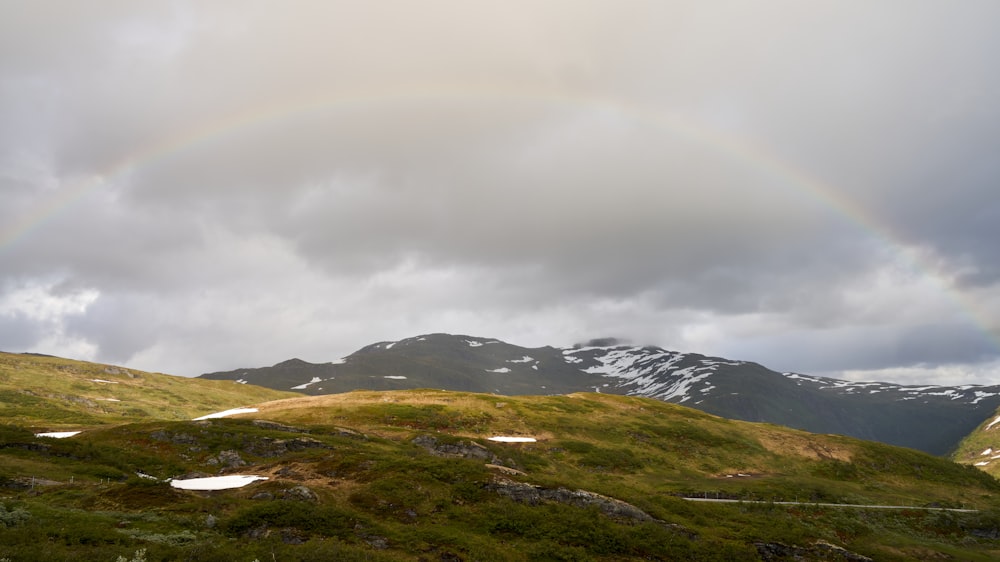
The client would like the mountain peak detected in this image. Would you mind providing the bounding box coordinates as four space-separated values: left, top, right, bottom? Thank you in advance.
574 337 629 348
273 358 312 368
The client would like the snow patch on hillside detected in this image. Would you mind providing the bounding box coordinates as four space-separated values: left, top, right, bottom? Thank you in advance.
384 375 407 379
170 475 268 490
193 407 259 420
36 431 81 438
486 367 511 374
508 356 534 363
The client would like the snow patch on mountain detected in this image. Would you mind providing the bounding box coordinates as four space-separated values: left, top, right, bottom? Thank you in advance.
487 367 511 374
508 356 534 363
781 372 1000 406
291 377 323 390
562 345 727 402
971 391 999 404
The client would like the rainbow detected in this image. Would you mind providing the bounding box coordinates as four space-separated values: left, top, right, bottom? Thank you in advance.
1 85 995 350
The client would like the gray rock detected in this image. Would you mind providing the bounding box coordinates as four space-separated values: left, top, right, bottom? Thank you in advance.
251 419 308 433
280 485 318 502
216 449 247 468
486 478 696 539
362 534 389 550
755 541 873 561
245 436 329 457
412 435 497 462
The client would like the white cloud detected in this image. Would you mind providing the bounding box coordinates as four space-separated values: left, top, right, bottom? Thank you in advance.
1 2 999 384
0 280 100 360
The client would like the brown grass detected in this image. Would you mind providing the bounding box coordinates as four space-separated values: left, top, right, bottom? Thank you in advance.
756 427 854 462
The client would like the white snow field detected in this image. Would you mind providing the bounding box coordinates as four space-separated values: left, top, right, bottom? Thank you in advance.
488 436 537 443
35 431 82 438
170 475 268 490
192 407 259 420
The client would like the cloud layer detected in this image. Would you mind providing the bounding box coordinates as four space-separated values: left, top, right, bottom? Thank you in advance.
2 2 999 383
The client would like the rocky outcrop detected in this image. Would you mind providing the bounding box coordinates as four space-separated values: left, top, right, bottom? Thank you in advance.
243 436 329 457
251 420 309 433
485 478 696 539
755 541 873 561
150 430 198 445
487 478 653 520
279 485 318 502
207 449 246 468
412 435 497 463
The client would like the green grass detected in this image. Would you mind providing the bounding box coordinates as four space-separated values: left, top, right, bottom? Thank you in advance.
2 372 1000 559
0 352 298 430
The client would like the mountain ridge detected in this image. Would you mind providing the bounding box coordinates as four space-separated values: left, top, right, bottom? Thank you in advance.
200 333 1000 456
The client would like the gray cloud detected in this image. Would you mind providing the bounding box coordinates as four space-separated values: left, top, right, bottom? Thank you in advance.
2 2 1000 382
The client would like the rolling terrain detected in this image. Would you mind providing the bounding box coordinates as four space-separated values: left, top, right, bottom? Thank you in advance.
2 353 1000 560
201 333 1000 455
950 405 1000 479
0 351 298 430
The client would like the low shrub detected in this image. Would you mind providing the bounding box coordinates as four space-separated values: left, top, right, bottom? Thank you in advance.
0 504 30 528
224 501 358 540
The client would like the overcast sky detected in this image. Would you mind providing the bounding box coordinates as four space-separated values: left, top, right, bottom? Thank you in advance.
2 2 999 385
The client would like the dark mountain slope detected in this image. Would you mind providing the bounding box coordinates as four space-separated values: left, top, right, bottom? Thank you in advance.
200 333 1000 455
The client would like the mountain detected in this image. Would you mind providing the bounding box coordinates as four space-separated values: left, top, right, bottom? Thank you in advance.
200 333 1000 456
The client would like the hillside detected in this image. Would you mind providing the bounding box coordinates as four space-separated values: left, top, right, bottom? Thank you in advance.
952 405 1000 479
200 333 1000 455
3 387 1000 560
0 351 298 430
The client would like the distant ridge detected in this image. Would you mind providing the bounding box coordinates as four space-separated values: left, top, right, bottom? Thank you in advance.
200 333 1000 456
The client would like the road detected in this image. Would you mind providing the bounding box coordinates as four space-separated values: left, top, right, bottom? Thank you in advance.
681 497 977 513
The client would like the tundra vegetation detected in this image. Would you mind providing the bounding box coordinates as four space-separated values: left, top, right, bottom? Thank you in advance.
1 353 1000 560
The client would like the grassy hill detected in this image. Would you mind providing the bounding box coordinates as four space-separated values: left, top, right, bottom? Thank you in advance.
2 375 1000 560
952 406 1000 479
0 351 298 430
